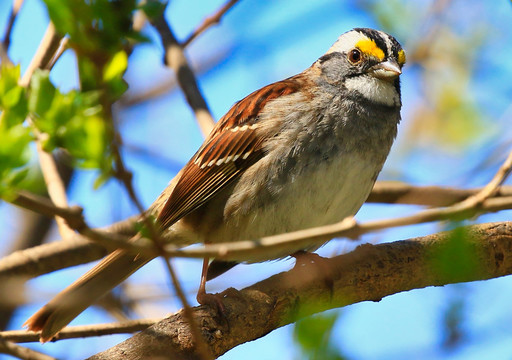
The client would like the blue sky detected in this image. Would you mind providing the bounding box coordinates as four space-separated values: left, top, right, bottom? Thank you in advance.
2 0 512 359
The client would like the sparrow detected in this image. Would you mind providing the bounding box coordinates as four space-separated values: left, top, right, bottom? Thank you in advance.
25 27 405 342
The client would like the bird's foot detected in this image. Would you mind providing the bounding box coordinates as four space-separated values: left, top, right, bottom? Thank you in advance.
196 287 241 316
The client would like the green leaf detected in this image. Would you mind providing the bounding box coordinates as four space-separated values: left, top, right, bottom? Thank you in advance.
0 124 32 165
29 70 56 116
294 313 337 351
0 65 21 99
293 312 346 360
93 166 113 189
78 57 101 92
0 118 32 196
44 0 140 57
103 51 128 82
43 0 77 37
140 0 166 19
8 168 30 187
429 225 482 282
29 78 113 181
107 78 129 99
3 86 24 108
0 65 28 126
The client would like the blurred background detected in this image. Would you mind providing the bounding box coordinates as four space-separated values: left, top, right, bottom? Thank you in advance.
1 0 512 359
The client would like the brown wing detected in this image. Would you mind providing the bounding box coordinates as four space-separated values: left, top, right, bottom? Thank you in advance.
157 77 302 229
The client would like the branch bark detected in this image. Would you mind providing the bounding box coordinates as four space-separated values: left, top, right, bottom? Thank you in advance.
87 221 512 360
0 216 138 280
147 7 215 137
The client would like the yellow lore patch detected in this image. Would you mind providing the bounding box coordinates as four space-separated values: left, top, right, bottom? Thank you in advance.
355 38 385 61
398 49 406 66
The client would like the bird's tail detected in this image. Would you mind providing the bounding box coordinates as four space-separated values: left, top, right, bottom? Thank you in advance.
24 245 152 342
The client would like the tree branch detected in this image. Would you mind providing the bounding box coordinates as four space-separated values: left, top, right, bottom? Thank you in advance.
3 182 512 281
86 221 512 359
1 318 159 343
0 0 24 65
0 214 139 279
18 21 75 243
146 6 215 137
0 338 55 360
367 182 512 206
182 0 240 47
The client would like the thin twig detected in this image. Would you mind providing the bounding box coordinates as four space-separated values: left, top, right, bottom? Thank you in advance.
147 8 215 137
4 181 512 282
10 191 147 254
0 318 160 343
18 22 75 241
368 182 512 206
142 6 219 359
119 48 227 107
160 194 512 262
34 142 76 241
0 338 55 360
0 215 141 280
1 0 24 50
45 37 69 70
182 0 240 47
0 0 24 65
21 183 202 355
163 261 213 359
104 48 213 358
7 188 512 263
461 149 512 205
18 22 61 87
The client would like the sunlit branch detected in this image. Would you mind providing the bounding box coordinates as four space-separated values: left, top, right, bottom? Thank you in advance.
147 7 215 137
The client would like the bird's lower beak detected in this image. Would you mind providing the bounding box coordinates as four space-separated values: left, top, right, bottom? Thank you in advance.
369 59 402 81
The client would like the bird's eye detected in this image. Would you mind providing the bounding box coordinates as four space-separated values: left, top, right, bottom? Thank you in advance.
348 49 362 64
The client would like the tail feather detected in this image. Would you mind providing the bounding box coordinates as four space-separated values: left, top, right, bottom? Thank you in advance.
24 248 152 342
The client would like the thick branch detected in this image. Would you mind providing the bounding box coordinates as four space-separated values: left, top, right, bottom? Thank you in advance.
88 221 512 359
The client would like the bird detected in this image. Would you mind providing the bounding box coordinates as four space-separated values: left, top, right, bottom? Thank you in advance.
25 27 405 342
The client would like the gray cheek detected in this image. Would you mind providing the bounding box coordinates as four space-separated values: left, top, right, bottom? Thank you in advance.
320 58 352 84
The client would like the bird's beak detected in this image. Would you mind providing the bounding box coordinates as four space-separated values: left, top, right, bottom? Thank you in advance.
369 59 402 81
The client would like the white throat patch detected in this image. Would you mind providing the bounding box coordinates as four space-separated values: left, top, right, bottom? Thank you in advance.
345 75 400 106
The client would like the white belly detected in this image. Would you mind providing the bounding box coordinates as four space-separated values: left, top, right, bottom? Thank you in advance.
211 152 380 262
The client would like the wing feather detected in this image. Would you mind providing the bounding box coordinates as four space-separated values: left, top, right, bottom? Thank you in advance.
157 77 302 230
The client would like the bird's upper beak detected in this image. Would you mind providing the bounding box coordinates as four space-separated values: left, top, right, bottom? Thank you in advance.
369 58 402 81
